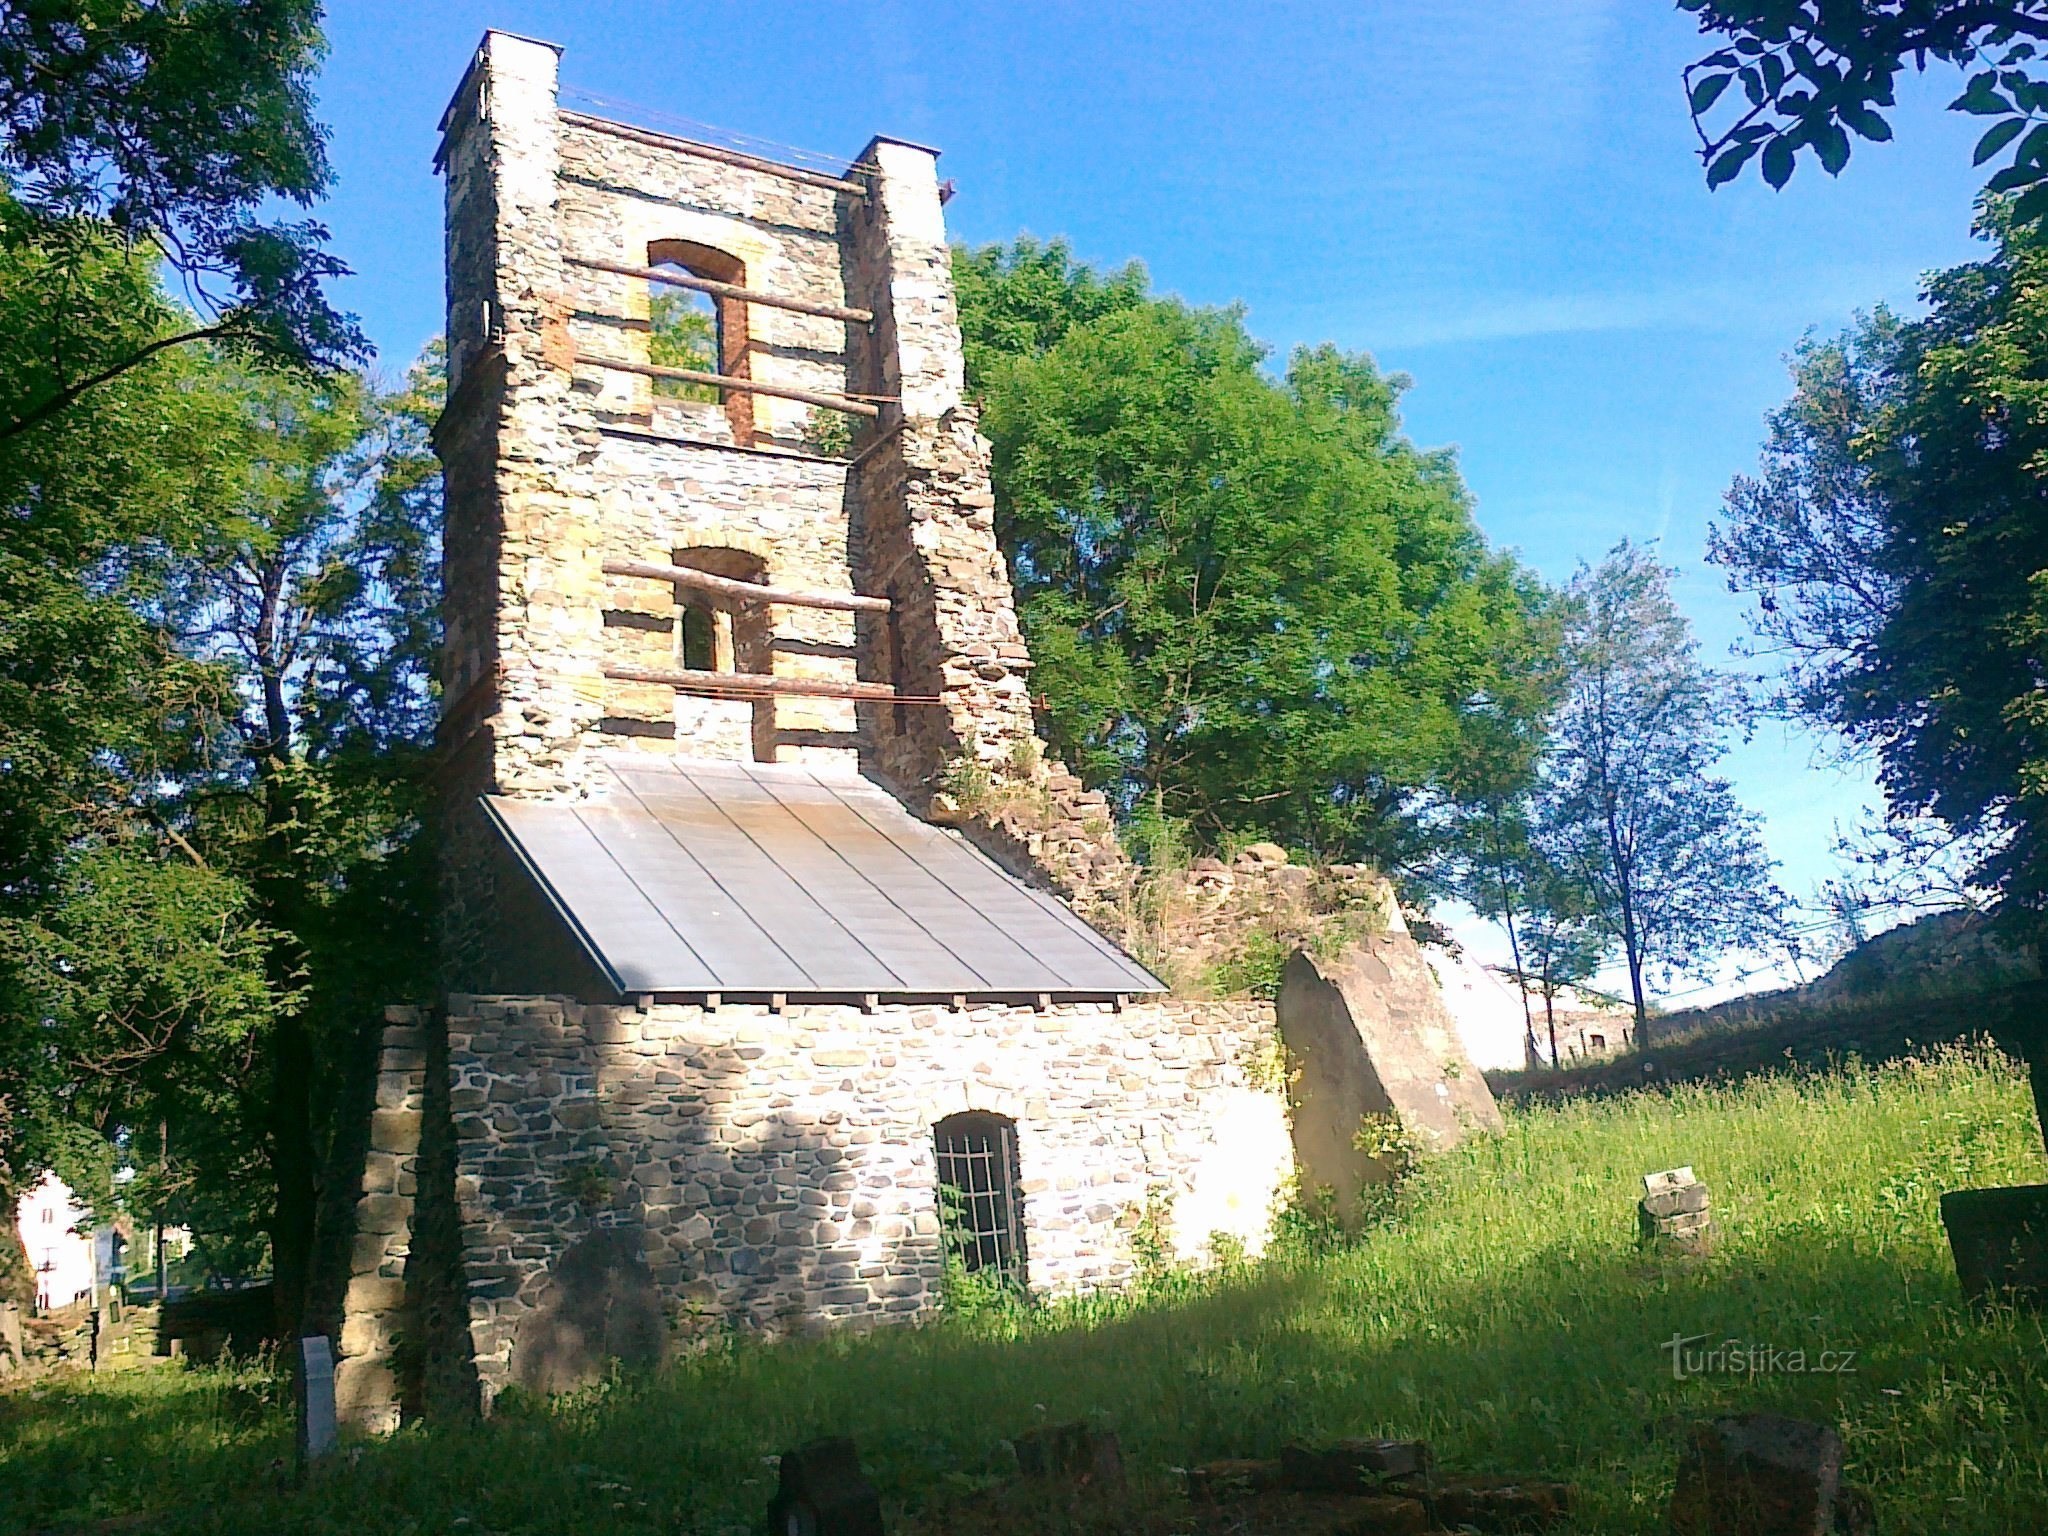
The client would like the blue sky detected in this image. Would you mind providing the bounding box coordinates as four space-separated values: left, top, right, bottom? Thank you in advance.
314 1 1994 996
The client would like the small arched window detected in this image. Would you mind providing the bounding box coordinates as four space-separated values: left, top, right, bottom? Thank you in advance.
670 547 769 681
933 1111 1026 1281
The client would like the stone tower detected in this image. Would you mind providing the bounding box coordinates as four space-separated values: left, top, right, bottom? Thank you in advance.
433 31 1082 989
330 32 1297 1426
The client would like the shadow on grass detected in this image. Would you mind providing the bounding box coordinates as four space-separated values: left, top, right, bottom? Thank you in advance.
11 1220 2043 1536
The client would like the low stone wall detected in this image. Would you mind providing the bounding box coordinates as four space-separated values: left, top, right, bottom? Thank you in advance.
340 992 1283 1417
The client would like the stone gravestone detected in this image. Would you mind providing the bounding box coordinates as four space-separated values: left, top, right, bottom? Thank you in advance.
1940 1184 2048 1306
1669 1413 1843 1535
1012 1421 1125 1490
1640 1166 1715 1254
295 1334 338 1472
766 1437 884 1536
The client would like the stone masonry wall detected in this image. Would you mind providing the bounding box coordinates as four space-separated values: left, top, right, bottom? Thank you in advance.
438 993 1278 1403
334 1008 427 1433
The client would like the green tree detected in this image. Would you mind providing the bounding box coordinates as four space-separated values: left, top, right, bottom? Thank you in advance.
1713 204 2048 929
1546 542 1790 1038
0 0 358 441
956 239 1559 868
0 206 265 1292
1679 1 2048 220
0 225 439 1320
648 288 719 402
1516 833 1610 1063
156 352 441 1329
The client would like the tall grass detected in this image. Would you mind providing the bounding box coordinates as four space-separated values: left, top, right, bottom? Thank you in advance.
5 1044 2046 1534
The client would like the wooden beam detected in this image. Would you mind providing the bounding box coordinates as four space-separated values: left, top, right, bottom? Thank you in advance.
567 255 873 325
603 557 891 614
572 351 881 418
601 661 938 705
561 111 870 196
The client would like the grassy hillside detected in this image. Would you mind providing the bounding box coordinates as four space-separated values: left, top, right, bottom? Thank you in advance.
6 1044 2047 1534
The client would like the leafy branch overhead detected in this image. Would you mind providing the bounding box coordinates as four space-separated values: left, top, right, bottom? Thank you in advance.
0 0 361 441
1681 1 2048 218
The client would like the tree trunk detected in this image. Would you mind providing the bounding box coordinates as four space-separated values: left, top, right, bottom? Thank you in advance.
1545 985 1560 1069
1490 808 1541 1066
268 1010 317 1337
1603 803 1651 1045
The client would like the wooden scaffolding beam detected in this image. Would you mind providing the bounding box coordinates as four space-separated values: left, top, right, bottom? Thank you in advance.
602 662 935 705
567 255 873 325
603 557 891 614
571 351 882 418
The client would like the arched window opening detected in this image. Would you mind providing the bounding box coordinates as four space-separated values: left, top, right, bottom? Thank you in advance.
671 547 771 680
646 238 752 444
933 1112 1026 1281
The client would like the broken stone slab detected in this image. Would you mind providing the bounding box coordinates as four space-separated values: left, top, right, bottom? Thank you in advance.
1428 1476 1575 1530
1641 1167 1717 1255
1277 944 1502 1224
1280 1438 1433 1491
1011 1421 1125 1489
766 1437 884 1536
1669 1413 1843 1536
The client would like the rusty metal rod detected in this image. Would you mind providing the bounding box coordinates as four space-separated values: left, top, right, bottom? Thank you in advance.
571 350 882 418
567 254 873 325
560 111 870 195
602 662 935 704
603 557 891 614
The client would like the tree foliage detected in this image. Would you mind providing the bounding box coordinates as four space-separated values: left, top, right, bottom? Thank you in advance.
1544 543 1790 1034
1714 205 2048 926
956 238 1560 868
1680 1 2048 219
0 190 440 1313
0 0 357 441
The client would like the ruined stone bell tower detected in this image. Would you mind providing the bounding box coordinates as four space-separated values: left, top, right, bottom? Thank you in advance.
433 31 1067 989
329 33 1314 1422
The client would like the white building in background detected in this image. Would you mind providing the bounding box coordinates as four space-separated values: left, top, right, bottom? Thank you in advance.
1422 946 1635 1071
16 1171 96 1311
1424 945 1537 1072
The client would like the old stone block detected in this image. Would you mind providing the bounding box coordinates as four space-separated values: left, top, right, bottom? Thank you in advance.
356 1194 411 1236
1281 1438 1432 1491
1012 1422 1124 1489
1277 943 1499 1224
369 1109 423 1151
1641 1168 1717 1254
1670 1413 1842 1536
554 1097 602 1130
767 1436 883 1536
344 1275 406 1313
1940 1183 2048 1306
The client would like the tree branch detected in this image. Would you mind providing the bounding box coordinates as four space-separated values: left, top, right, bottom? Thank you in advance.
0 320 241 444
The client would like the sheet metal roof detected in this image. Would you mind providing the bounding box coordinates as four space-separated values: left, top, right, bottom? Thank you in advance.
484 756 1163 999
